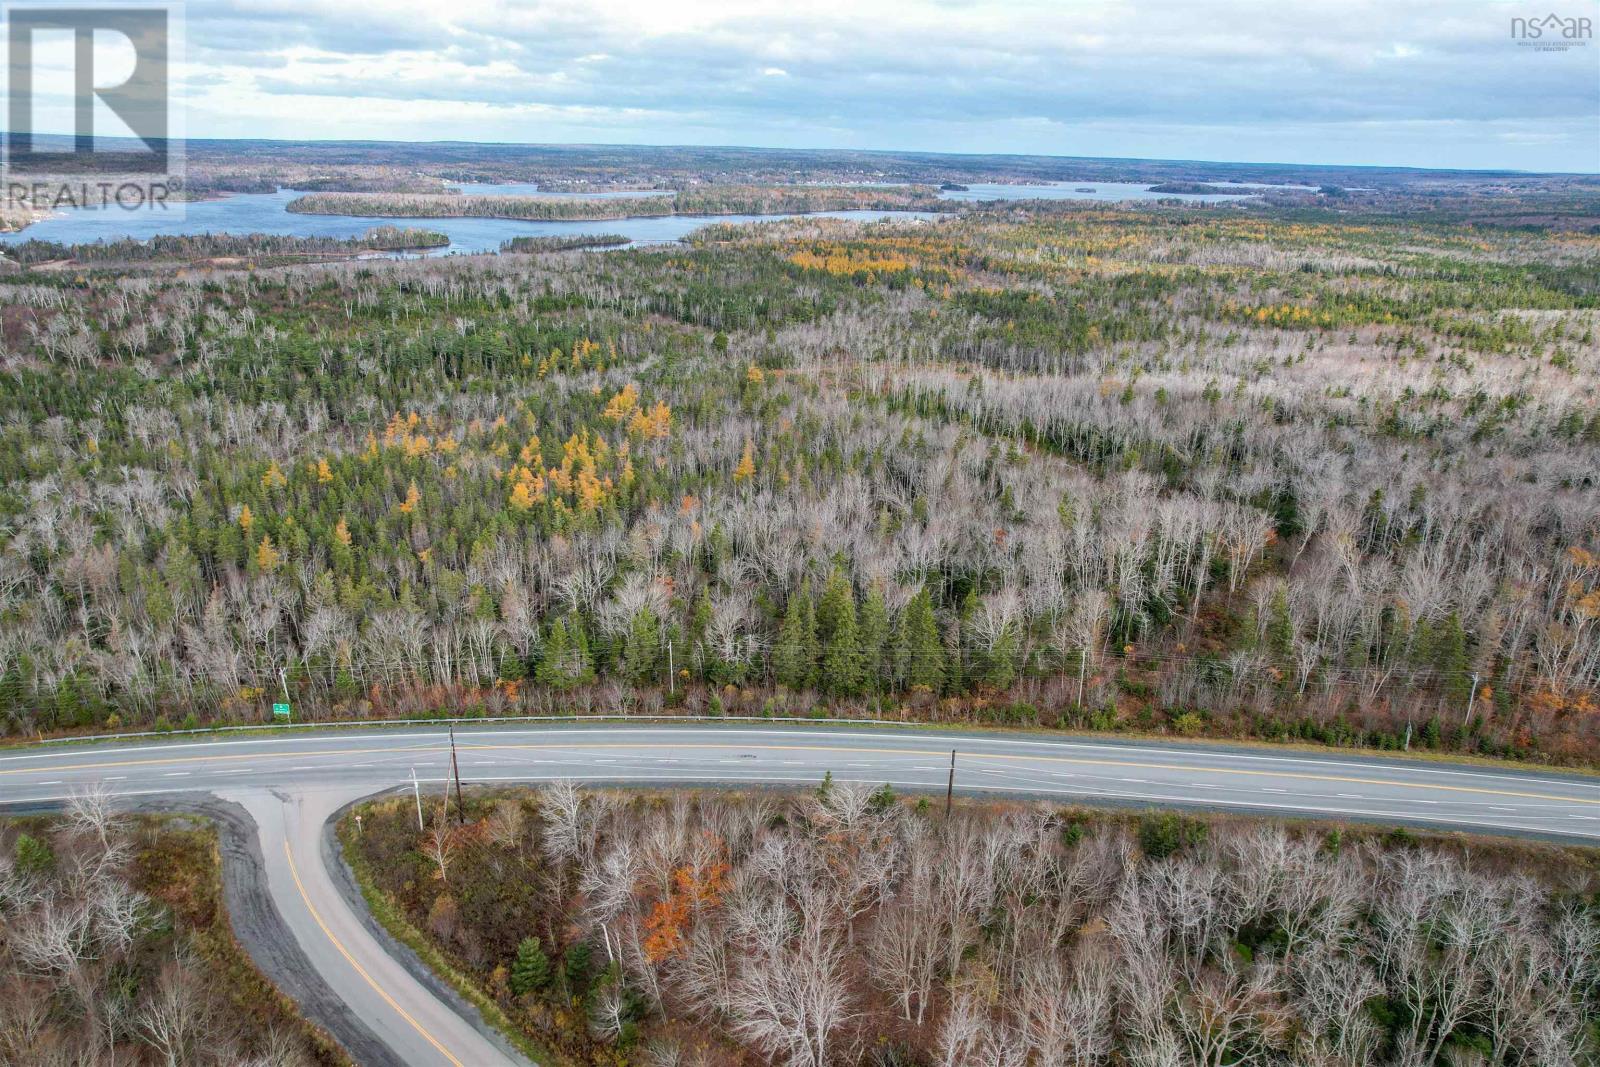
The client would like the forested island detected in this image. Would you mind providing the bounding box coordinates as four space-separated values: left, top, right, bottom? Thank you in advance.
1 226 449 267
1146 181 1234 194
285 185 947 220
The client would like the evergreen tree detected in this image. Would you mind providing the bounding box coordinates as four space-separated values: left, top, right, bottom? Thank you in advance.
0 666 27 721
816 567 862 696
536 621 571 689
620 608 661 686
1432 611 1471 707
562 941 593 993
13 833 54 874
536 618 594 689
980 618 1020 690
496 649 527 683
1266 585 1294 661
948 590 980 694
857 585 889 695
510 936 552 995
773 581 818 690
896 588 945 693
688 590 713 680
333 667 361 703
569 622 597 687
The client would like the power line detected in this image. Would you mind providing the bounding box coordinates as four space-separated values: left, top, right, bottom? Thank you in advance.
241 641 1489 684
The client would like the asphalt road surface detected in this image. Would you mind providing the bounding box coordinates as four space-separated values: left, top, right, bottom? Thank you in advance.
6 722 1600 1066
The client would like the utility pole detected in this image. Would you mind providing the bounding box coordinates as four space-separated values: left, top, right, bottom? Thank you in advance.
410 766 424 831
278 666 292 707
1076 648 1088 710
945 749 956 819
448 724 465 825
1462 671 1480 728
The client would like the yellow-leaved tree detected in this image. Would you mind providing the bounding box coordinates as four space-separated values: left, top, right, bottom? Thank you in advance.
733 440 756 483
255 535 281 572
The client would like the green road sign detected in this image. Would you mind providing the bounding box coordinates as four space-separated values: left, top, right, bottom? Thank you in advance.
272 702 291 720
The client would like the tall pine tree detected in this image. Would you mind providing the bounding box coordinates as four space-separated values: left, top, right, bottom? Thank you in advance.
536 617 595 689
620 608 661 686
858 584 889 696
896 588 945 693
773 581 819 690
817 567 863 696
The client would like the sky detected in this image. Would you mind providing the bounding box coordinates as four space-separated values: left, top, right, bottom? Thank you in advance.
21 0 1600 172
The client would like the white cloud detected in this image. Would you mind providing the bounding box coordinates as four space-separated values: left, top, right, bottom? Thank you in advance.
167 0 1600 170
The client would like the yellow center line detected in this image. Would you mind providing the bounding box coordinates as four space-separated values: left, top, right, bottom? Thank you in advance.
282 838 465 1067
0 744 436 776
7 738 1598 807
462 741 1600 807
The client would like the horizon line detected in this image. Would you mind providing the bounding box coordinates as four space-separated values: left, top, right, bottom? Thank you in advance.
8 131 1597 179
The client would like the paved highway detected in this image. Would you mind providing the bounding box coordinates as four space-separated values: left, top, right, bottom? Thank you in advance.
5 723 1600 1066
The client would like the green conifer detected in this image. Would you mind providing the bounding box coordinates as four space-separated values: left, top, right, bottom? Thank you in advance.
773 581 819 690
510 936 551 995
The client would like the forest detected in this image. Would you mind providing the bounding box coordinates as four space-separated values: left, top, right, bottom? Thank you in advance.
1 227 449 268
161 140 1598 214
0 794 345 1066
346 783 1600 1066
284 185 947 221
0 201 1597 764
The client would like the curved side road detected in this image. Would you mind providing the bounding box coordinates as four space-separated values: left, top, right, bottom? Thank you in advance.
237 786 525 1067
5 723 1600 1067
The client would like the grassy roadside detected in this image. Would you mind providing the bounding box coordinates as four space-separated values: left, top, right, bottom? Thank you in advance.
335 812 560 1066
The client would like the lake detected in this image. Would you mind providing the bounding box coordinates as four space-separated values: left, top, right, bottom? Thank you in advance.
0 179 1311 255
937 181 1312 203
0 188 934 255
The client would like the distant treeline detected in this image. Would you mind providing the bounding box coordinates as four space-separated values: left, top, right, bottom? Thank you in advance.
499 233 631 253
186 175 450 198
286 184 946 221
1 225 449 266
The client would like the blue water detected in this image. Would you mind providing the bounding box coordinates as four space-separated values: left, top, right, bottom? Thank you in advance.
0 188 934 255
937 181 1310 203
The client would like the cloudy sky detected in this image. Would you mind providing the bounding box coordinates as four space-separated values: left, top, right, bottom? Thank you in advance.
51 0 1600 171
